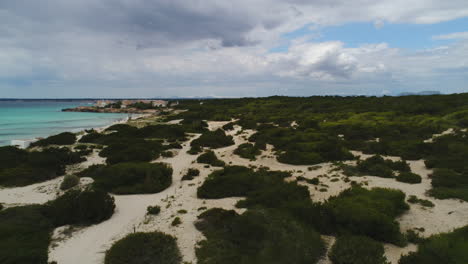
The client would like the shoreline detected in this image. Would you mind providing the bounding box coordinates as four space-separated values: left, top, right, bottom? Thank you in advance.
8 113 146 148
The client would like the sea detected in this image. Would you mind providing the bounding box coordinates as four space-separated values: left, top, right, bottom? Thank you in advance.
0 100 130 146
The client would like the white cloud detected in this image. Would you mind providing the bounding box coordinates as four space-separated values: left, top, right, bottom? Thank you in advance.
433 31 468 40
0 0 468 97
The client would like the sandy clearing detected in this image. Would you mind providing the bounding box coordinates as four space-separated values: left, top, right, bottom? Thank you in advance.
0 150 104 207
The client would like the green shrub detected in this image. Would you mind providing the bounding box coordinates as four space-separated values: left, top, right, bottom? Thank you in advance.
191 129 234 149
181 168 200 181
60 175 80 190
307 178 320 185
147 206 161 215
357 156 395 178
222 122 235 131
399 225 468 264
31 132 77 147
197 151 225 167
428 168 468 201
45 189 115 226
407 195 435 207
0 147 86 187
80 162 172 194
0 205 52 264
430 168 466 188
0 204 2 211
196 208 325 264
329 235 389 264
325 187 409 245
396 172 422 184
99 140 163 164
187 145 202 155
161 151 174 158
197 166 289 199
104 232 182 264
233 143 261 160
171 217 182 226
405 230 424 244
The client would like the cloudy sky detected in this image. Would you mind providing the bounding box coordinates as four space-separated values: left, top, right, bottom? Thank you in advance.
1 0 468 98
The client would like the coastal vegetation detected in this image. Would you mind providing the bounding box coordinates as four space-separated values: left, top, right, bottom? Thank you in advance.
197 150 225 167
324 186 409 245
190 129 234 149
30 132 77 147
104 232 181 264
60 174 80 190
233 143 262 160
195 208 325 264
1 93 467 263
399 225 468 264
44 189 115 226
0 146 87 187
0 189 115 264
329 235 389 264
181 168 200 181
78 162 172 194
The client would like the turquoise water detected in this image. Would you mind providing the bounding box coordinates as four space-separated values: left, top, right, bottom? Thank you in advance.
0 100 129 146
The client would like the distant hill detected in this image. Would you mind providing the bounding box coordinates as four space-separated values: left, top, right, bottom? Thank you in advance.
398 91 441 96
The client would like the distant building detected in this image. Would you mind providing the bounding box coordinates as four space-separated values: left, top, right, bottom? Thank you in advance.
95 100 114 107
151 100 168 107
96 99 168 108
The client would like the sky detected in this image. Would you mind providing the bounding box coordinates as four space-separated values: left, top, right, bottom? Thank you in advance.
1 0 468 98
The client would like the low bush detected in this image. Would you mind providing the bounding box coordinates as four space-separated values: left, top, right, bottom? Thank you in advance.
329 235 389 264
405 229 425 244
396 172 422 184
325 187 409 245
104 232 182 264
45 189 115 226
356 156 395 178
399 225 468 264
0 147 86 187
181 168 200 181
191 129 234 149
430 168 466 188
407 195 435 207
187 145 202 155
79 162 173 194
196 208 325 264
0 190 116 264
233 143 261 160
197 166 289 199
428 168 468 201
171 217 182 226
342 155 413 180
147 206 161 215
60 175 80 190
222 122 234 131
161 151 174 158
197 151 225 167
31 132 77 147
99 140 163 164
307 178 320 185
0 205 53 264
